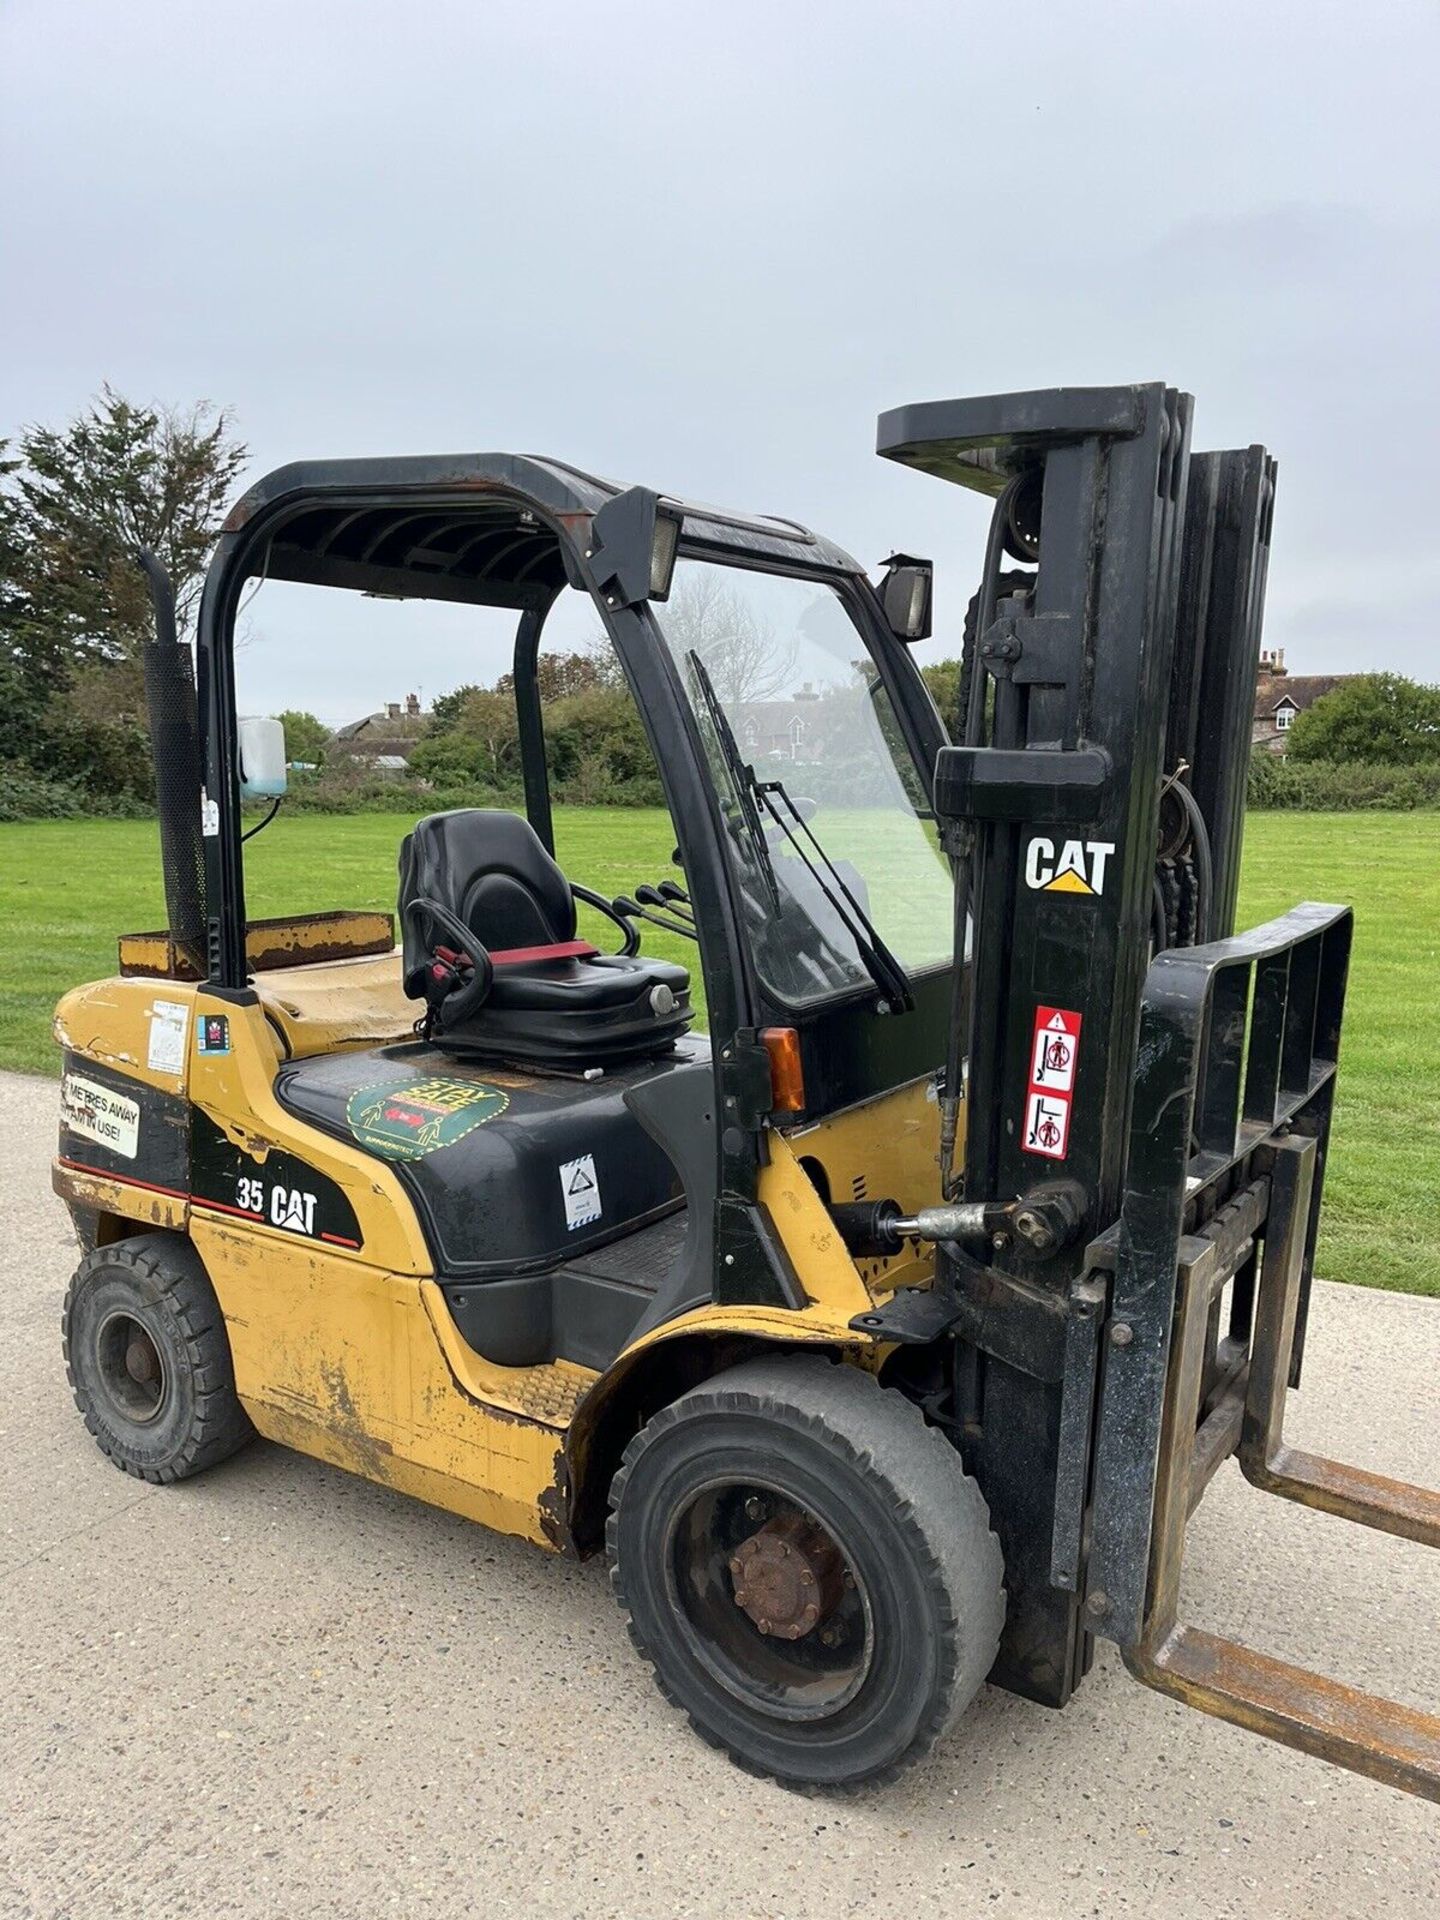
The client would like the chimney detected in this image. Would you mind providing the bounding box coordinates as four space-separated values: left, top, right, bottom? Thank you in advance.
405 692 420 717
386 701 401 720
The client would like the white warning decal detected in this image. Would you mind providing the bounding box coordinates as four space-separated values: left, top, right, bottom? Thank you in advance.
560 1153 602 1231
1022 1004 1083 1161
1024 1091 1071 1160
1030 1011 1078 1094
147 999 189 1076
61 1073 139 1160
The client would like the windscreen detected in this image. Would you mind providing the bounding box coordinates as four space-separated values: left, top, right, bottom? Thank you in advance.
650 560 953 1007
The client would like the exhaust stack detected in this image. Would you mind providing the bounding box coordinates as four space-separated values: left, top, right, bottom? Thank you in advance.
135 550 207 976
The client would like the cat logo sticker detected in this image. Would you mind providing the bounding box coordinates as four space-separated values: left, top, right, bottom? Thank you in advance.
1024 837 1116 898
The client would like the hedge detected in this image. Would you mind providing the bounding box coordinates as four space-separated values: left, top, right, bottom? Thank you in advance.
0 765 154 823
1246 756 1440 811
7 758 1439 823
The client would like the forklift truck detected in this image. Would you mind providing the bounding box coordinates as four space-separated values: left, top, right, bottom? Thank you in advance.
53 386 1440 1795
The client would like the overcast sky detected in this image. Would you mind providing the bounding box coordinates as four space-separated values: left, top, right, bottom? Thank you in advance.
4 1 1437 725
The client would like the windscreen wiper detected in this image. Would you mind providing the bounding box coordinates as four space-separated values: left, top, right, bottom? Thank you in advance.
686 650 782 912
755 778 915 1014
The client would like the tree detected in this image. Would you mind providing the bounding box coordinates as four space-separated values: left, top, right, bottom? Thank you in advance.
0 441 45 769
1287 673 1440 766
494 644 625 703
428 682 484 732
0 389 248 808
920 658 961 728
658 572 796 706
12 386 247 659
276 710 329 767
409 686 521 787
546 682 662 803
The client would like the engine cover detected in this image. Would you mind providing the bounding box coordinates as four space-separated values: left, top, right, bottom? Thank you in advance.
275 1039 703 1277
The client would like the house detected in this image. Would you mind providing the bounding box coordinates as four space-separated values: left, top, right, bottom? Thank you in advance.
738 685 823 763
1251 651 1348 754
328 691 426 768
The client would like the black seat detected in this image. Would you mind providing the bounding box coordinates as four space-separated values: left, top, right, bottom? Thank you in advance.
398 810 692 1067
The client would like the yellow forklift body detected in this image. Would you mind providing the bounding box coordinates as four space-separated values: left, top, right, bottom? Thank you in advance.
54 976 945 1553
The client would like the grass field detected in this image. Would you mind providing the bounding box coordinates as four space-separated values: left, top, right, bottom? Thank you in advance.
2 809 1435 1294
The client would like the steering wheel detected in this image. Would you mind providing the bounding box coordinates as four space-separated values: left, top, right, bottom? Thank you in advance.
403 896 495 1026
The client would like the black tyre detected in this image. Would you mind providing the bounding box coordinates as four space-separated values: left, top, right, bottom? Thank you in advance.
607 1354 1005 1789
62 1232 253 1483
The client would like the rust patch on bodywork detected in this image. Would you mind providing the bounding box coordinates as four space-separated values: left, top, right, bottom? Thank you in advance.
537 1450 576 1555
52 1161 187 1233
120 912 395 981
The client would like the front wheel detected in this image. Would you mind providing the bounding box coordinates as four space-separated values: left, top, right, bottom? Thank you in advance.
607 1354 1004 1789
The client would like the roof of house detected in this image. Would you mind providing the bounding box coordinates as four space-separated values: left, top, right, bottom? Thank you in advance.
739 700 813 735
329 711 425 745
1253 675 1345 724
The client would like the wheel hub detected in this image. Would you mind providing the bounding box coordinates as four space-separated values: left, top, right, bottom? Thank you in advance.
95 1309 167 1424
125 1333 160 1385
728 1509 846 1640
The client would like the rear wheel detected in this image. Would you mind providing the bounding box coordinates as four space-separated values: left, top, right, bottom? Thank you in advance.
607 1354 1004 1788
62 1233 253 1483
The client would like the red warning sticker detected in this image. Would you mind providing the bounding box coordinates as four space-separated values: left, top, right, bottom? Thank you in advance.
1023 1004 1082 1160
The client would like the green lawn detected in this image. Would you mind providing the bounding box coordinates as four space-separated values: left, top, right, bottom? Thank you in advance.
2 810 1436 1294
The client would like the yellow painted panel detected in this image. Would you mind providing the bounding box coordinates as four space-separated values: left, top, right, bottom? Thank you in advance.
54 976 199 1098
783 1074 945 1295
194 1218 409 1435
188 995 432 1276
243 1396 560 1547
197 1218 570 1552
756 1133 877 1320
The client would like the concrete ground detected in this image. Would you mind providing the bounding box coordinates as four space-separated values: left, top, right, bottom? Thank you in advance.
2 1067 1437 1920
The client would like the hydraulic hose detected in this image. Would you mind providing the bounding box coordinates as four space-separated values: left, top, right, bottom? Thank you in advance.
1172 777 1214 944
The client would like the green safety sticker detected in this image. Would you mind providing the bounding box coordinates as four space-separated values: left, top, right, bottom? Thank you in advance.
346 1076 510 1160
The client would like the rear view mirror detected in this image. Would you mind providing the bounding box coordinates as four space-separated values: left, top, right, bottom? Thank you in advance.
237 716 288 798
878 554 933 642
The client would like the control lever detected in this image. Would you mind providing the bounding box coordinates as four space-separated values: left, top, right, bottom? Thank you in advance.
637 883 693 922
612 894 698 943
